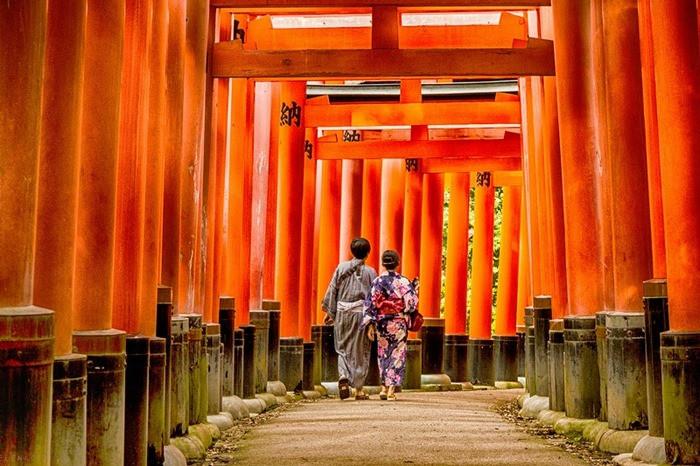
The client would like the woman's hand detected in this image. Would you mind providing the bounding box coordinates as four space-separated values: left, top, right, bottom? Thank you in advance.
323 313 334 325
367 325 376 342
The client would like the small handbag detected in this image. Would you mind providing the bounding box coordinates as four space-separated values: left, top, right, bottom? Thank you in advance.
407 309 424 332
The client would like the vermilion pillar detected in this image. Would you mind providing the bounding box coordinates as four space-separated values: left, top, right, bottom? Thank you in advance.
444 173 470 334
250 82 272 309
298 129 318 340
33 0 86 356
113 0 150 333
418 173 444 319
276 82 307 337
650 2 700 462
339 159 364 260
361 160 382 270
494 186 522 336
178 0 208 315
380 159 405 255
161 0 186 309
226 78 255 325
402 163 423 281
467 173 496 385
1 3 53 464
140 0 169 335
263 83 280 298
469 175 495 340
637 0 666 278
515 195 532 328
316 160 342 323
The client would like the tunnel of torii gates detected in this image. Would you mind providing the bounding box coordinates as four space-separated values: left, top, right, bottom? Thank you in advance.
2 0 700 465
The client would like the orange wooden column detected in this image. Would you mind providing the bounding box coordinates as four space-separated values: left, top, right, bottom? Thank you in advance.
316 160 342 323
33 0 86 356
444 173 470 335
139 0 169 335
250 82 272 309
600 0 653 311
469 173 495 339
276 82 307 337
0 2 51 462
552 0 606 317
113 0 151 333
226 78 255 325
178 0 209 315
402 163 423 281
298 129 318 340
418 173 444 318
650 0 700 331
339 159 364 260
637 0 666 278
161 0 186 309
494 186 522 336
74 0 125 331
515 195 532 328
263 83 280 298
380 159 405 255
361 160 382 270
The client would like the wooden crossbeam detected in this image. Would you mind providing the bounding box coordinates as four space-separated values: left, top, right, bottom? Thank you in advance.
245 13 527 50
212 0 550 8
420 157 521 172
314 136 521 160
305 101 520 127
212 40 555 78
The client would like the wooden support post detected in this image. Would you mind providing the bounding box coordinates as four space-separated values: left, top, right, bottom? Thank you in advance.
264 83 281 297
494 187 522 336
226 78 255 325
361 160 382 270
444 173 470 335
298 129 318 340
469 173 495 340
379 160 406 255
316 160 342 323
418 174 444 318
250 82 273 309
179 0 209 314
372 6 398 49
0 3 54 465
113 0 151 333
339 160 364 260
161 0 186 310
637 0 666 278
515 194 532 329
276 82 307 336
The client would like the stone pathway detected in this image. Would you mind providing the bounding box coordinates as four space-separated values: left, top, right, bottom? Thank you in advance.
225 389 591 465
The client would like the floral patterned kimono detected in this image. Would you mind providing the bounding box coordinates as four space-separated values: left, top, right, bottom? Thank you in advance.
362 271 419 386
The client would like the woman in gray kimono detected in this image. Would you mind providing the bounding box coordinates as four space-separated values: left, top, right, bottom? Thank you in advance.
322 237 377 400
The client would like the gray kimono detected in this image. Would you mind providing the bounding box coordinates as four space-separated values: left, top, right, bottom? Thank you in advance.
322 258 377 388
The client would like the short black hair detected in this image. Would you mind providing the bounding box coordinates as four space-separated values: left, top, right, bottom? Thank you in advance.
350 237 371 259
381 250 400 270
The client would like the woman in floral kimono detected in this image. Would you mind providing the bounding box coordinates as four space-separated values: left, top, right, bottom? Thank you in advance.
363 250 419 401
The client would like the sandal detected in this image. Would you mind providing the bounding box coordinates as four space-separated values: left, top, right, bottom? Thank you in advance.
379 391 388 401
338 378 351 400
387 394 397 401
355 392 370 400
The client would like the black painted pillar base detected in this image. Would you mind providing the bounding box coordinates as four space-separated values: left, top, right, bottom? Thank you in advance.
279 337 303 392
467 339 495 386
318 324 338 382
643 279 668 438
516 328 525 377
241 325 256 399
181 314 203 425
249 310 270 393
405 339 422 389
169 316 189 436
311 325 323 385
606 312 648 430
661 331 700 465
533 296 551 397
147 337 167 466
548 326 566 412
262 300 281 383
563 316 600 419
205 324 221 415
52 353 87 466
493 335 518 382
443 334 468 382
524 306 536 395
420 318 446 376
302 342 316 391
596 311 609 421
233 329 244 398
125 335 150 466
218 297 236 398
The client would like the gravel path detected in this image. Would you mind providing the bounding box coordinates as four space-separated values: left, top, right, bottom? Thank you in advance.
204 389 604 465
